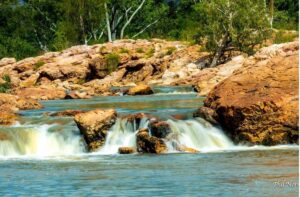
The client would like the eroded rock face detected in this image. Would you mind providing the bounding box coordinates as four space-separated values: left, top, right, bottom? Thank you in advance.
204 41 299 145
127 84 153 95
193 107 218 125
136 128 167 153
74 109 117 151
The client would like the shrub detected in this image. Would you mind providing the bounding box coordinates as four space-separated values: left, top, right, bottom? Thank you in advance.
0 75 11 93
105 53 120 73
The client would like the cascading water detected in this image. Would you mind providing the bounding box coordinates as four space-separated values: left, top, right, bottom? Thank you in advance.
97 117 233 154
0 124 85 157
98 118 149 154
165 119 233 152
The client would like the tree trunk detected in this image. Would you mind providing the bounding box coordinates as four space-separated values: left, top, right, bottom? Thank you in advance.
105 3 112 42
269 0 274 29
210 34 229 68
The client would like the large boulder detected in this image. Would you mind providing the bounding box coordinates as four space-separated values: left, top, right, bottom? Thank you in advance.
127 84 154 95
74 109 117 151
136 128 167 153
204 41 299 145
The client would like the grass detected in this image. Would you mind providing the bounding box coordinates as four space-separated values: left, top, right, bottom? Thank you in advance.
0 75 11 93
119 48 129 54
165 47 176 55
136 48 144 53
145 48 155 58
34 61 45 70
105 53 120 73
274 30 298 44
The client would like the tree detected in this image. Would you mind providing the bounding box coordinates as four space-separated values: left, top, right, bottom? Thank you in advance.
195 0 270 67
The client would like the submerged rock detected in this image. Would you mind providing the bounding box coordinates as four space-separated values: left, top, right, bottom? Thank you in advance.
204 41 299 145
74 109 117 151
118 147 136 154
127 84 153 95
136 128 167 153
50 110 84 117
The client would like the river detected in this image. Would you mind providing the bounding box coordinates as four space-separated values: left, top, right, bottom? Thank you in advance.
0 86 298 196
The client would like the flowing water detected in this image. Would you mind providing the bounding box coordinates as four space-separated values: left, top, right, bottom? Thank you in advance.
0 86 298 196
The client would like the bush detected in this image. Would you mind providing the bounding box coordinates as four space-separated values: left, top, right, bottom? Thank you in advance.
105 53 120 73
0 75 11 93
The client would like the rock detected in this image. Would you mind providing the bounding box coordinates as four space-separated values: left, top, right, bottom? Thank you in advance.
149 121 171 138
0 58 16 67
0 93 42 110
65 91 92 99
74 109 117 151
15 87 66 100
136 128 167 153
50 110 84 117
193 107 219 125
204 41 299 145
0 112 18 125
121 113 147 127
118 147 136 154
19 73 40 88
127 84 153 95
176 145 199 153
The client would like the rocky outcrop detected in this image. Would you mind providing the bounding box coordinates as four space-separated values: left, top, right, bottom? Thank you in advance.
204 41 299 145
127 84 153 95
118 147 136 154
193 107 218 125
0 93 42 125
74 109 117 151
136 128 167 153
0 39 206 99
15 87 66 100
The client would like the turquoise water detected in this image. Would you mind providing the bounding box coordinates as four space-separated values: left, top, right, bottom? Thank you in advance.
0 88 298 196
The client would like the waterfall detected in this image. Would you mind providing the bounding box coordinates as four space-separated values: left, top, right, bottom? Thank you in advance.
0 124 85 157
98 117 233 154
98 118 149 154
165 119 233 152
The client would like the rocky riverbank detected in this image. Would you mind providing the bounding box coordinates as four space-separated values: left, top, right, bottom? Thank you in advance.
197 41 299 145
0 39 298 148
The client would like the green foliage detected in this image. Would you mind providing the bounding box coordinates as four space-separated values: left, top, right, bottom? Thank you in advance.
145 48 155 58
0 0 297 60
0 75 11 93
119 48 129 54
165 47 176 55
136 48 144 53
274 30 298 44
194 0 270 66
34 61 45 70
105 53 120 73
